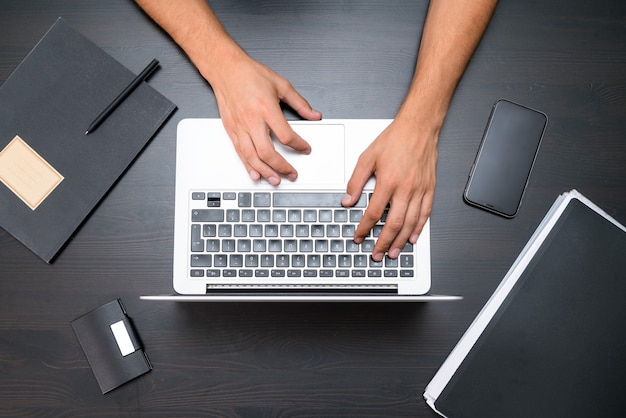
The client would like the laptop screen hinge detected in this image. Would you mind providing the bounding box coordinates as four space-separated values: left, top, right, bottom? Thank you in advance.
206 284 398 294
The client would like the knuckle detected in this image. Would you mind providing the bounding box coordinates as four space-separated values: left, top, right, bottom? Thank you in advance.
256 145 275 162
385 217 404 232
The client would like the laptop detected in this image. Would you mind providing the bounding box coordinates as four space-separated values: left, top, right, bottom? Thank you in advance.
141 118 460 302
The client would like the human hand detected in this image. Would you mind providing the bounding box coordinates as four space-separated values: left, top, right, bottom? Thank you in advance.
342 116 438 261
210 54 322 186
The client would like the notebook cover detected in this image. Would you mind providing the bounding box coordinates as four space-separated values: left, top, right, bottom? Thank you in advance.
71 299 152 394
0 18 176 262
434 198 626 417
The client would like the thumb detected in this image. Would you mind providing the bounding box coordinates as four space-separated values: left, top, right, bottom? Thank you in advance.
343 156 374 207
280 84 322 121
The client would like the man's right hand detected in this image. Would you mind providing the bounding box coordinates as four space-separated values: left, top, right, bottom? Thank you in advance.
134 0 322 185
210 53 322 186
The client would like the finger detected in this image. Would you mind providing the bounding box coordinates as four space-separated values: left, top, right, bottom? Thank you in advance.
267 114 312 155
232 129 285 186
385 196 422 259
354 185 392 249
366 192 404 261
410 190 434 244
342 153 374 209
278 80 322 121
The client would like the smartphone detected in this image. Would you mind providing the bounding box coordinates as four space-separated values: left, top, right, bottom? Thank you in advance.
463 99 547 218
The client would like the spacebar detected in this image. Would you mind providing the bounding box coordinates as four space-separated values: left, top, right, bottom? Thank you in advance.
273 192 366 208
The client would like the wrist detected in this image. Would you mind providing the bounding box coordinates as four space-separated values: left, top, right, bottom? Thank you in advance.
396 90 448 141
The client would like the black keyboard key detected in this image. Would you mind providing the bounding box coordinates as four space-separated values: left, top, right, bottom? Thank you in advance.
274 192 366 208
237 239 251 252
203 224 216 237
273 210 287 222
323 255 336 267
192 209 224 222
213 254 228 267
257 210 271 222
253 192 271 207
207 192 221 207
385 256 398 267
400 255 414 268
292 254 305 267
253 239 267 252
230 254 243 267
218 224 232 237
334 209 348 222
226 209 240 222
276 255 290 267
245 254 258 267
338 255 352 267
205 239 220 252
222 239 235 252
191 192 205 200
261 254 274 267
191 254 212 267
288 209 302 222
191 224 204 252
319 210 332 222
242 210 255 222
238 192 252 207
350 210 364 222
307 255 321 267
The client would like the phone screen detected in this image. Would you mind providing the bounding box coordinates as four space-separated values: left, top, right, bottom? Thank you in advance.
464 99 547 217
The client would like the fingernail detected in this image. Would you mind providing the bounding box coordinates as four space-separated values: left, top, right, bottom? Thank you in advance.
287 172 297 182
373 252 384 262
268 176 280 186
249 170 260 182
389 248 401 259
409 233 419 244
341 194 352 206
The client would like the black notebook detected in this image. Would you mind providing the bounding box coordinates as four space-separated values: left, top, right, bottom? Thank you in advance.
424 190 626 417
0 18 176 262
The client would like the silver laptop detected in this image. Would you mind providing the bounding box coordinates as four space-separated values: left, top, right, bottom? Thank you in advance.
141 118 460 302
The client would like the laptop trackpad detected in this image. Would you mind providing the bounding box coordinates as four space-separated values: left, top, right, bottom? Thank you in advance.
275 123 345 185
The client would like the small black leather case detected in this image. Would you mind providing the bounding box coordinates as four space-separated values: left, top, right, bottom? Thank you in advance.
71 299 151 394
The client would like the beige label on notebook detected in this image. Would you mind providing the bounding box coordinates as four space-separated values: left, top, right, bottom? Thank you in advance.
0 135 64 210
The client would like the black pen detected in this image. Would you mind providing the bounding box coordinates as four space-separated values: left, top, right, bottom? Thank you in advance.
85 58 160 134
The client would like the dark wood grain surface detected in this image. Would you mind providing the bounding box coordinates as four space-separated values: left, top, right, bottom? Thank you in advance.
1 0 625 416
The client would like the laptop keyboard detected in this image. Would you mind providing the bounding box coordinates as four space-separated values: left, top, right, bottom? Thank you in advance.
188 191 415 279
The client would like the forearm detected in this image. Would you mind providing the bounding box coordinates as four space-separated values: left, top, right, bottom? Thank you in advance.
398 0 498 131
134 0 245 85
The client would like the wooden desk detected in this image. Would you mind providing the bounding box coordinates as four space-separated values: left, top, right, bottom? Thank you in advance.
1 1 625 415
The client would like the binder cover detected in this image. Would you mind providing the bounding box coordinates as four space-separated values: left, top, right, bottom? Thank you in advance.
424 190 626 417
71 299 151 394
0 18 176 262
